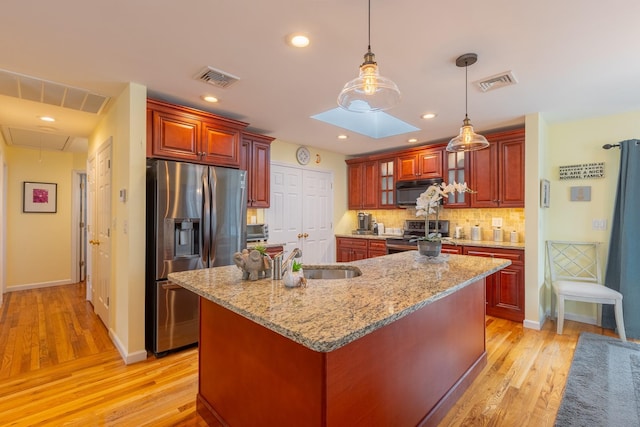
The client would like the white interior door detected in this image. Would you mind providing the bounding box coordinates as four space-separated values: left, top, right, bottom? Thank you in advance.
302 170 333 263
267 163 334 264
89 140 112 326
86 155 96 301
268 164 303 255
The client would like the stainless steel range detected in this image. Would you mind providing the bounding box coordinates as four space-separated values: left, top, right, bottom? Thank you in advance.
385 219 450 254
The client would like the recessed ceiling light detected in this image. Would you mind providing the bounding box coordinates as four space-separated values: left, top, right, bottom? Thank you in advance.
39 116 55 122
408 138 418 143
337 134 348 140
202 95 219 103
286 33 310 48
421 113 437 120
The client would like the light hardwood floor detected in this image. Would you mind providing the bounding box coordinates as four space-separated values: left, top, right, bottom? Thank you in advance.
0 283 624 426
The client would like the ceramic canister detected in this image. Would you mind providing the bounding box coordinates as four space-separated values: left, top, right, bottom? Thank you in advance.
470 226 481 241
493 227 504 242
510 230 519 243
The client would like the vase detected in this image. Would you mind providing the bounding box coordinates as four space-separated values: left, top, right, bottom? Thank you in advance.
417 240 442 257
283 269 305 288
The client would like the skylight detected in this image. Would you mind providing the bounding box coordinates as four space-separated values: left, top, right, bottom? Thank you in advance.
311 108 419 139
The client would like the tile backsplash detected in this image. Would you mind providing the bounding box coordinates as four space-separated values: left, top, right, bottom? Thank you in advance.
349 208 526 242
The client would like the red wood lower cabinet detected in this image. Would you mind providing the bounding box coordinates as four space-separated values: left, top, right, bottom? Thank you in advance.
197 279 487 426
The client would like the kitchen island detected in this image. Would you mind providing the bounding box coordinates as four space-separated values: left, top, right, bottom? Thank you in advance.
169 251 511 426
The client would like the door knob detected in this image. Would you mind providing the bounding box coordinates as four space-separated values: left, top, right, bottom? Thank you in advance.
303 233 309 238
297 233 303 238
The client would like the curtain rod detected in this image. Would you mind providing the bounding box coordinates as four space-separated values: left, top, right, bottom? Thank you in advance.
602 143 620 149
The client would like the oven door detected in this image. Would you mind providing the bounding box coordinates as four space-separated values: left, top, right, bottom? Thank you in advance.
385 238 417 254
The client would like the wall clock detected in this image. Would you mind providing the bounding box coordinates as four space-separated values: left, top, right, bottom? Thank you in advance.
296 146 311 165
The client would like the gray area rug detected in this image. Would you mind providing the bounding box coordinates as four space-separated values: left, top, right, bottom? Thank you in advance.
555 332 640 426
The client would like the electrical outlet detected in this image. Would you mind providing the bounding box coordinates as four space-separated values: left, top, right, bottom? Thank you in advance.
592 219 607 230
491 217 503 227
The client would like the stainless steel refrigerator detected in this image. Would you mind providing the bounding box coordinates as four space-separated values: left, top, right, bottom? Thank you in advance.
145 159 246 356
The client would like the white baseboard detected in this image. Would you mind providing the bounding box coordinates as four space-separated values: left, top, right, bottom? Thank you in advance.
109 328 148 365
5 279 72 292
523 318 544 330
561 312 598 326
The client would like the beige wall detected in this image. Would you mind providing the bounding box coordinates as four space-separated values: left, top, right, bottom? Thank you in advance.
4 146 86 289
524 113 548 328
88 82 147 363
542 110 640 323
0 132 5 302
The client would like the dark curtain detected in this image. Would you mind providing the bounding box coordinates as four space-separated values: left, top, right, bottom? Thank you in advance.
603 139 640 338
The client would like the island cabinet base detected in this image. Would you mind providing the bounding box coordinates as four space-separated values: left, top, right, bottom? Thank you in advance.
197 279 486 426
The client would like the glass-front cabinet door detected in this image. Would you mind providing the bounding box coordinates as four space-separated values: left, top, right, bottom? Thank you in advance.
379 158 395 208
445 150 470 207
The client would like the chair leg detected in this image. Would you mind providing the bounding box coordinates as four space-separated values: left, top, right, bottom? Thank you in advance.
557 296 565 335
614 300 627 341
551 289 556 321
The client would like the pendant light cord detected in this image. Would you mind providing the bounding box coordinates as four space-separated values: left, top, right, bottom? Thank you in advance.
464 59 469 119
367 0 371 51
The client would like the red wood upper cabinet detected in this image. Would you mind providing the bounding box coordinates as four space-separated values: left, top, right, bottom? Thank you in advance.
396 147 443 181
470 128 525 208
377 158 396 208
443 150 471 208
147 98 247 168
241 132 274 208
347 160 379 210
201 119 242 167
149 107 201 162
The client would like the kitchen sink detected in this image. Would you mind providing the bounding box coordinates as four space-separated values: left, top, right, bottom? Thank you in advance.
302 265 362 280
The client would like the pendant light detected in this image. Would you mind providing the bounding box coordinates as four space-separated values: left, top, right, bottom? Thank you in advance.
446 53 489 152
337 0 401 113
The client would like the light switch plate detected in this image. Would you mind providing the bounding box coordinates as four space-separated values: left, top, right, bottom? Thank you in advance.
592 219 607 230
491 217 503 227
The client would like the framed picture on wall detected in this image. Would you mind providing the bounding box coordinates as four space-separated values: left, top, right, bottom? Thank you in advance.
540 179 550 208
23 181 57 213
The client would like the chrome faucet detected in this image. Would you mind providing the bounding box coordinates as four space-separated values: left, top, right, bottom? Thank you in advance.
273 248 302 279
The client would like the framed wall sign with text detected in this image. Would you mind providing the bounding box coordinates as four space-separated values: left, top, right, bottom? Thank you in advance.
23 181 57 213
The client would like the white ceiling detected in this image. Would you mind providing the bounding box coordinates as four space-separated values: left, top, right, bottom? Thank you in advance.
1 0 639 156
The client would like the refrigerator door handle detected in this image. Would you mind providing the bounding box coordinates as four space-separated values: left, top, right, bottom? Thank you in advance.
201 169 210 264
209 167 218 266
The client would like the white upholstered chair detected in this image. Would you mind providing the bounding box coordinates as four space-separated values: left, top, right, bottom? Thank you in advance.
546 241 626 341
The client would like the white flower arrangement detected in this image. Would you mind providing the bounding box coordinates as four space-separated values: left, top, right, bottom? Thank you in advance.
415 181 473 242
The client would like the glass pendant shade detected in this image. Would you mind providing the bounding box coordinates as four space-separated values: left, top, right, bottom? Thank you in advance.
446 53 489 152
447 115 490 152
337 0 400 113
338 49 401 113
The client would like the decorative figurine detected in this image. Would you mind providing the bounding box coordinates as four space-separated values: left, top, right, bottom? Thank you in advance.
233 249 272 281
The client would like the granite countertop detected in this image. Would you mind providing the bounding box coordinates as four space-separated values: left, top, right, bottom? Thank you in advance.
335 233 396 240
336 233 525 250
443 239 525 250
246 241 285 249
168 251 511 353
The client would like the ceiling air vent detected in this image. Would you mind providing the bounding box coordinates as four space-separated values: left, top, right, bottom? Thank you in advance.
474 70 518 92
0 69 110 114
194 66 240 89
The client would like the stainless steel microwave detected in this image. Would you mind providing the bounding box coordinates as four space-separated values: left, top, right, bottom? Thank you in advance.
395 178 443 207
247 223 269 242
